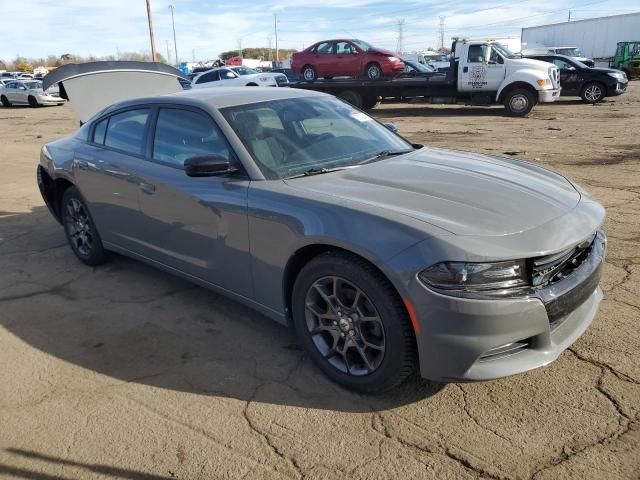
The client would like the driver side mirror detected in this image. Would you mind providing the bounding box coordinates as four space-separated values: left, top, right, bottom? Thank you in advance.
184 155 238 177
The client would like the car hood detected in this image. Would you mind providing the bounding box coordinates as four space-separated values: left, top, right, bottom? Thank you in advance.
284 148 580 236
507 57 552 72
591 67 624 75
369 47 400 57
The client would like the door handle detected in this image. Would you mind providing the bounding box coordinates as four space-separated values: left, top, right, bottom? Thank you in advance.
463 66 468 73
139 181 156 195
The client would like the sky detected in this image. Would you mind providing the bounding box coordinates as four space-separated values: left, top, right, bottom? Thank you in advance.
1 0 638 63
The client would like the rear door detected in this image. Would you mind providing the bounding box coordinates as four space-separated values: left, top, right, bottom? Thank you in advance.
74 107 150 251
134 105 252 296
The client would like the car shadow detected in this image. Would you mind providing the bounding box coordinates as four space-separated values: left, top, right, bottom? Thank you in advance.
374 104 503 118
0 207 445 412
1 448 175 480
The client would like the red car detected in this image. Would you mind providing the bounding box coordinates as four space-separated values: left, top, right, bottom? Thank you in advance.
291 39 404 81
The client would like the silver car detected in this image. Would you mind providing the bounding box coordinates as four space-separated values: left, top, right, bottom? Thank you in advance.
37 86 605 392
0 79 64 107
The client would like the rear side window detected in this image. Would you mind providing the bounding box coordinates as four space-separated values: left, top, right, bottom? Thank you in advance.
152 108 231 168
93 117 108 144
196 70 219 84
314 42 333 54
103 109 150 155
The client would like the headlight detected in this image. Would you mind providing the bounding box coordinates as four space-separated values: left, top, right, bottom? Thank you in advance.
388 56 400 62
419 260 528 294
608 72 626 80
536 78 551 86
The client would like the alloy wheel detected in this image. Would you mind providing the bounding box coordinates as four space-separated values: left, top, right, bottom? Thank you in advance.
304 276 385 376
64 197 94 257
584 85 602 102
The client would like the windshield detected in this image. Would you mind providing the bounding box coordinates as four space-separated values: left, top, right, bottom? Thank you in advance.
231 66 258 76
557 47 582 57
424 54 448 62
491 43 517 59
352 40 373 51
404 60 434 73
221 96 413 179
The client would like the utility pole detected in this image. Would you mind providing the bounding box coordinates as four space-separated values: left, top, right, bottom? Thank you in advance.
145 0 157 61
166 40 171 64
168 4 179 65
267 35 273 62
396 18 405 55
438 16 446 51
237 37 243 58
274 13 279 67
567 10 572 22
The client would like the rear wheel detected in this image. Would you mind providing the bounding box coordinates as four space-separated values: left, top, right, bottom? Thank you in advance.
337 90 362 109
581 82 605 103
1 95 11 107
292 252 417 392
361 95 381 110
503 88 535 117
61 187 109 266
302 65 317 82
28 95 39 107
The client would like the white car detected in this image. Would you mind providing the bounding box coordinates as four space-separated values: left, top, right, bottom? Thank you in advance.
191 66 288 89
0 80 64 107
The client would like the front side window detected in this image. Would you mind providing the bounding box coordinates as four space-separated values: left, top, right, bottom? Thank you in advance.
467 45 489 63
221 96 412 179
103 108 150 155
336 42 355 55
196 70 220 84
152 108 231 168
219 69 238 79
352 40 372 51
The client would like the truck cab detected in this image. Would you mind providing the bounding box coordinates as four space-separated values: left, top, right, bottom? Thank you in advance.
452 39 561 115
612 41 640 78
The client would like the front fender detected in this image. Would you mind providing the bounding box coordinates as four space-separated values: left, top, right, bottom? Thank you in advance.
496 69 545 101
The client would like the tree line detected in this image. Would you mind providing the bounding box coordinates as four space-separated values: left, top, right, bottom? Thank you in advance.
0 52 168 73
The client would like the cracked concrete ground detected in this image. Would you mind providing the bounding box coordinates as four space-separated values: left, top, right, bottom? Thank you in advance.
0 84 639 480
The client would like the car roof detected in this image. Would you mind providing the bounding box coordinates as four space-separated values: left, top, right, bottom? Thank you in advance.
103 86 327 114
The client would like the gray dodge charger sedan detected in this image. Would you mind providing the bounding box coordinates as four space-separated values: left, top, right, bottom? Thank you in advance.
37 86 606 392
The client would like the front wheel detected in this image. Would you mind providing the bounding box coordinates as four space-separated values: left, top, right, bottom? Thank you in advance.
61 187 109 266
292 252 417 392
503 88 535 117
28 95 39 107
581 82 605 103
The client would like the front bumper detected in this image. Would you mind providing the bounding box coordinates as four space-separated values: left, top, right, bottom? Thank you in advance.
610 81 628 96
38 95 64 105
538 88 561 103
409 231 606 382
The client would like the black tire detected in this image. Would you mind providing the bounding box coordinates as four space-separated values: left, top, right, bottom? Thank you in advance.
361 95 381 110
580 82 605 103
292 252 417 392
1 95 11 107
503 88 535 117
365 62 382 80
302 65 317 82
61 186 109 266
28 95 39 107
337 90 363 109
246 83 258 86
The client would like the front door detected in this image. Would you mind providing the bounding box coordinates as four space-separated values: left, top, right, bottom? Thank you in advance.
311 41 335 78
134 106 252 297
333 41 360 77
550 57 580 94
73 107 150 251
459 44 506 93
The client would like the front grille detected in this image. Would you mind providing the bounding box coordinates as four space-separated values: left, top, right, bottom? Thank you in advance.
530 233 596 288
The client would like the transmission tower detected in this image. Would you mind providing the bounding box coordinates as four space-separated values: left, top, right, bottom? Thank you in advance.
396 18 405 55
438 16 446 50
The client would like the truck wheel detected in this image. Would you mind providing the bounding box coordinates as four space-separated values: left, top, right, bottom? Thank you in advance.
365 63 382 80
503 88 535 117
302 65 317 82
337 90 363 109
581 82 605 103
361 95 381 110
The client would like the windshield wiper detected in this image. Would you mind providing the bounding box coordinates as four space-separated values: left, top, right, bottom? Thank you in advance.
358 149 414 165
287 166 346 179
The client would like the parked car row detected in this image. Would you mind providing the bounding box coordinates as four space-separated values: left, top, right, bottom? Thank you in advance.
0 79 64 107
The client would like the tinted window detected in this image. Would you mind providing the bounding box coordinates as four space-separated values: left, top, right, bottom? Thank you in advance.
219 69 237 79
468 45 489 63
152 108 231 168
552 58 574 70
104 109 150 155
196 70 219 84
93 117 108 144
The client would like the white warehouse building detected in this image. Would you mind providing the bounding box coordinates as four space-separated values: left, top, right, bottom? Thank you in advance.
521 12 640 60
